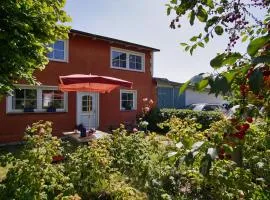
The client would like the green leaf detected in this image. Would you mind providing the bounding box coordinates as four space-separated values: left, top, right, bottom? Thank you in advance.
214 26 224 35
247 35 270 57
167 7 172 15
196 6 208 22
216 7 224 14
252 55 270 64
210 54 225 69
206 0 214 8
248 69 264 94
210 53 242 69
198 42 205 48
179 80 190 94
185 46 190 51
208 75 230 96
189 10 195 25
242 35 249 42
200 155 212 176
223 71 237 83
204 36 209 43
222 53 242 65
180 43 188 46
190 36 198 42
190 73 205 85
196 78 209 91
222 144 233 154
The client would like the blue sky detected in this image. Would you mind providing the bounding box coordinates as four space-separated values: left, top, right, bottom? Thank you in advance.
65 0 263 83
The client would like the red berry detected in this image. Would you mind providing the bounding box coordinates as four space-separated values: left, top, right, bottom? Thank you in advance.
219 154 225 160
230 118 238 124
242 123 250 131
235 125 241 131
246 117 253 123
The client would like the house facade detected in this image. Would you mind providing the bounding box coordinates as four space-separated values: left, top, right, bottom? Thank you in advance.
0 30 159 143
155 77 226 109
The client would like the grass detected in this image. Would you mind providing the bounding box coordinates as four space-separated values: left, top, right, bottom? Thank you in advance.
0 165 9 182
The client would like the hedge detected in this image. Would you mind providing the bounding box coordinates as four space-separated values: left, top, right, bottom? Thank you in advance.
143 108 224 133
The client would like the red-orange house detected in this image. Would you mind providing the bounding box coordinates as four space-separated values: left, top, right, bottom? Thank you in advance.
0 29 159 143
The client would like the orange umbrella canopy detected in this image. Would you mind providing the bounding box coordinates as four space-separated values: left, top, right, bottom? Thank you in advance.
59 74 133 93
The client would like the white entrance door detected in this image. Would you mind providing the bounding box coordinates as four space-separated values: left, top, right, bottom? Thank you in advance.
77 92 99 130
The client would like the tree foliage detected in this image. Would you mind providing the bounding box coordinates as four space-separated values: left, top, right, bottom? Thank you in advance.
0 0 71 95
167 0 270 124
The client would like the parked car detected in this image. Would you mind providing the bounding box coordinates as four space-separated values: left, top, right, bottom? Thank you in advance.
226 104 259 118
186 103 227 113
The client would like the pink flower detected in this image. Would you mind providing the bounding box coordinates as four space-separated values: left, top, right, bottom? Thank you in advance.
143 98 148 102
149 99 154 105
133 128 138 132
144 106 150 112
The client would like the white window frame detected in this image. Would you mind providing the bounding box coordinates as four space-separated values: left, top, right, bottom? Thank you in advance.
48 39 69 62
110 47 145 72
6 85 68 113
120 89 137 111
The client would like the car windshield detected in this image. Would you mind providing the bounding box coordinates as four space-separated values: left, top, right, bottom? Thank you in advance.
193 104 205 111
186 104 196 110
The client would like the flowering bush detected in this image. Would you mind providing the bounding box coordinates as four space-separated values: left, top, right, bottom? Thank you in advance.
0 121 76 199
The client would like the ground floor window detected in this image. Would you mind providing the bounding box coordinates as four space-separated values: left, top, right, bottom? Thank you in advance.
120 90 137 111
7 85 68 113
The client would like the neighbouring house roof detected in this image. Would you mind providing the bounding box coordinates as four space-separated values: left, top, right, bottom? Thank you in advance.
70 29 160 52
154 77 211 92
154 77 183 87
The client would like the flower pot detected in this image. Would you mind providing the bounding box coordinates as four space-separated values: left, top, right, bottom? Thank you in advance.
47 107 56 112
24 107 34 112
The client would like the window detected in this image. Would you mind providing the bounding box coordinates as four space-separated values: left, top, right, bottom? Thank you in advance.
12 89 37 110
48 40 68 62
7 86 67 113
120 90 137 111
111 48 144 72
42 90 65 109
82 95 92 112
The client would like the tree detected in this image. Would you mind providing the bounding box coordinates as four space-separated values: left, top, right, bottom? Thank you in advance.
0 0 71 95
166 0 269 166
167 0 269 117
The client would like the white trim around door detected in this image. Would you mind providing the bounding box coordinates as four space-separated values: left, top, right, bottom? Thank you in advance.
76 92 99 130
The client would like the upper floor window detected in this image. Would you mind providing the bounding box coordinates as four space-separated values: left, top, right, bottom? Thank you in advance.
48 40 68 62
111 48 144 72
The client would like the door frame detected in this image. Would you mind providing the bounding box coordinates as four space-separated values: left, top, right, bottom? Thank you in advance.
76 92 100 129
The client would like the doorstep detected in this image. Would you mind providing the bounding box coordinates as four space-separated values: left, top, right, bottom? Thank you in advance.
62 130 109 143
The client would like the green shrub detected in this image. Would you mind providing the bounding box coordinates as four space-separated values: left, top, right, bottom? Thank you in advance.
65 139 112 199
109 125 167 190
143 108 223 133
0 121 75 200
160 109 224 131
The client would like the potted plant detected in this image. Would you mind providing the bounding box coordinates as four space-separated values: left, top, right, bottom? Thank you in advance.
47 105 56 112
23 107 34 112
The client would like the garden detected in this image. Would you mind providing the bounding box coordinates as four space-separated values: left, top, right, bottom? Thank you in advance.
0 0 269 199
0 95 269 199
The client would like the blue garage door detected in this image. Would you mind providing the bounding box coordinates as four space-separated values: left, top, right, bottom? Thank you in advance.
174 87 185 109
157 87 185 109
157 87 174 108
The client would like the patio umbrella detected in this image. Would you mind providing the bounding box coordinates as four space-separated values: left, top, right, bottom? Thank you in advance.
59 74 133 93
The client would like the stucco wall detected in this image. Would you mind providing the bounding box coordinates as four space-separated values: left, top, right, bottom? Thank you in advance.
0 33 157 143
185 89 226 106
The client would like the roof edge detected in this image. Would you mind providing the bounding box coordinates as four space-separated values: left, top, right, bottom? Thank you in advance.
70 29 160 52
